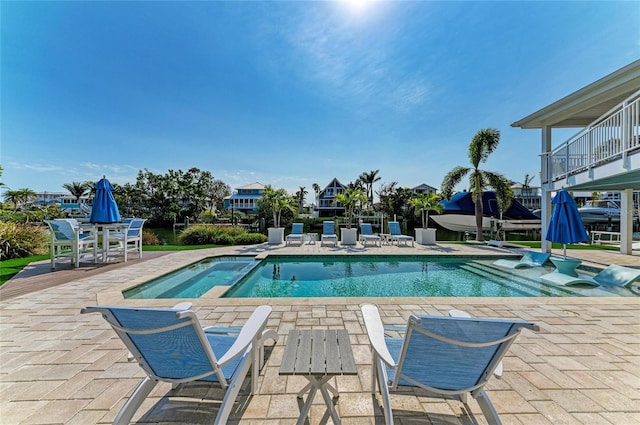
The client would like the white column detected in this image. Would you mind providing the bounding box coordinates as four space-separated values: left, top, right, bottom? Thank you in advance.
620 189 633 255
540 126 553 253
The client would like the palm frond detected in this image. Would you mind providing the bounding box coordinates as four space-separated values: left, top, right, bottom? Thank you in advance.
468 128 500 167
441 166 469 199
484 171 513 212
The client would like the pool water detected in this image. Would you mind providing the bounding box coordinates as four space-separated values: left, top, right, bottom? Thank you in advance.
123 255 637 299
123 256 258 299
223 256 635 298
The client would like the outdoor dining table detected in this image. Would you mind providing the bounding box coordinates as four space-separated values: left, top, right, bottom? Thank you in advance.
279 329 357 425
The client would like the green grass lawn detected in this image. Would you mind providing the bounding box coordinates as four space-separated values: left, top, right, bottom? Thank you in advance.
1 255 49 285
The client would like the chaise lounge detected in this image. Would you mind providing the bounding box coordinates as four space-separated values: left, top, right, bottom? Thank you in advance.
388 221 414 247
359 223 381 247
321 221 338 247
493 250 550 269
540 264 640 287
286 223 305 245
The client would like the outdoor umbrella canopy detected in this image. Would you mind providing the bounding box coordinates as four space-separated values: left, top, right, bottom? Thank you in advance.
89 177 121 224
545 190 589 258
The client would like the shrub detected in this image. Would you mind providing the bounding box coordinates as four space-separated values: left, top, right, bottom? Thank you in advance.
198 210 217 223
0 222 49 260
0 205 63 224
234 232 267 245
214 232 235 245
178 225 266 246
142 230 160 246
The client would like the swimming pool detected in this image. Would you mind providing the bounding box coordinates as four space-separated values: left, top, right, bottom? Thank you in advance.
123 255 636 299
123 256 258 299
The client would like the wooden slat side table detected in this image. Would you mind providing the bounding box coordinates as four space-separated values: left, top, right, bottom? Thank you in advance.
280 329 357 425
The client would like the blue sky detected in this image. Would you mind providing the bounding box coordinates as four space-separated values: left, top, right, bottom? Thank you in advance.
2 1 639 202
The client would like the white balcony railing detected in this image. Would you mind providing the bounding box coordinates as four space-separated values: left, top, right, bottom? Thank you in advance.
546 90 640 184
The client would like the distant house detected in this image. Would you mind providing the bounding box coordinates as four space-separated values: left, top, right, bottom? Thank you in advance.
223 182 265 214
510 183 541 210
33 191 66 206
411 184 438 195
33 191 91 215
314 178 347 218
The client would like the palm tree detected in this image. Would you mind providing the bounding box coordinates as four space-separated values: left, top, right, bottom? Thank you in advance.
334 187 367 228
16 188 37 206
3 189 22 210
0 164 6 189
520 173 535 203
409 193 443 228
63 181 91 202
258 185 295 228
294 186 308 213
441 128 513 242
359 170 381 207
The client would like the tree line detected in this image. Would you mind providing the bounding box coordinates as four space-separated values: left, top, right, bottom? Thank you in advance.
2 128 522 240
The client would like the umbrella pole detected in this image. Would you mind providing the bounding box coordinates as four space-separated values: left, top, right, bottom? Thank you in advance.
563 244 567 259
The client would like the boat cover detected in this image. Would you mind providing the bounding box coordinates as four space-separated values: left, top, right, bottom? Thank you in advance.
439 191 539 220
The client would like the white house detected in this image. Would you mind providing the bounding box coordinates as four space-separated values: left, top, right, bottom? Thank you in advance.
512 60 640 255
223 182 265 214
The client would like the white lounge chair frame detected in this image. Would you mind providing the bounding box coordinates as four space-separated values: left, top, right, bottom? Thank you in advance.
81 304 277 425
321 221 338 246
359 223 381 247
286 223 305 245
361 304 538 425
388 221 414 247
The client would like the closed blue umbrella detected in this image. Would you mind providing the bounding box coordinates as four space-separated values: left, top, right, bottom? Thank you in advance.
545 190 589 258
90 177 121 224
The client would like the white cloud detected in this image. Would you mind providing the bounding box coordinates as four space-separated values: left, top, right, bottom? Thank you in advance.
8 162 63 173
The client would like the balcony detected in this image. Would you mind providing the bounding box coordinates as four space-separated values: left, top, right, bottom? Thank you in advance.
546 90 640 191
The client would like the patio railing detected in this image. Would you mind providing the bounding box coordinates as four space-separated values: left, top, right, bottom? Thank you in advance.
547 89 640 183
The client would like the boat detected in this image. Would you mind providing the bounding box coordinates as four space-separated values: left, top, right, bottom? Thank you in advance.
431 191 541 233
578 199 623 224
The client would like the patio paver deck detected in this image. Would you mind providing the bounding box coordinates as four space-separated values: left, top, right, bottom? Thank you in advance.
1 242 638 424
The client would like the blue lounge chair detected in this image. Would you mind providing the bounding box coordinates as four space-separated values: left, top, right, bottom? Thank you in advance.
359 223 381 247
286 222 305 245
45 219 99 270
388 221 414 247
81 304 277 425
493 250 550 269
321 221 338 246
449 309 503 378
540 264 640 287
361 304 538 425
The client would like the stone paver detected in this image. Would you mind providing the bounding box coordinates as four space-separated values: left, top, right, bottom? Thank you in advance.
1 242 639 424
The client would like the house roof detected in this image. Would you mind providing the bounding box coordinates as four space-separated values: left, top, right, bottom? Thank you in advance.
320 178 346 196
412 183 438 191
511 60 640 129
236 182 265 190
